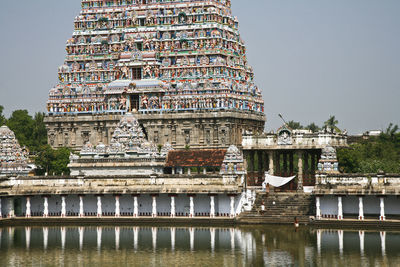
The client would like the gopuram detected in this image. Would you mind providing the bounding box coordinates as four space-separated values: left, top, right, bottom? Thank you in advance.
45 0 265 150
0 126 31 177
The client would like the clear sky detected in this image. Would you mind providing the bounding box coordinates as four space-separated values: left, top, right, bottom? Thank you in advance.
0 0 399 134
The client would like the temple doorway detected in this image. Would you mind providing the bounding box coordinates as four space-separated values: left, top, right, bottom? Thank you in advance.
130 95 139 111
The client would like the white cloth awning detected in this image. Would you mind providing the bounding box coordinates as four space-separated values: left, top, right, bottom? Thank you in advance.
264 173 296 187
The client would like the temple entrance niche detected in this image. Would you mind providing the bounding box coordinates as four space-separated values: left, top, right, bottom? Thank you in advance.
130 95 139 111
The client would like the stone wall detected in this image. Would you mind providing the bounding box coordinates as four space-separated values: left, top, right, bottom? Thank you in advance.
44 111 265 151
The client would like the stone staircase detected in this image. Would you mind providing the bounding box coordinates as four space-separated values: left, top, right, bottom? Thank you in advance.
238 191 315 224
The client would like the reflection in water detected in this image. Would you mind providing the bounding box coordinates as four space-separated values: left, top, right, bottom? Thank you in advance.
0 226 399 266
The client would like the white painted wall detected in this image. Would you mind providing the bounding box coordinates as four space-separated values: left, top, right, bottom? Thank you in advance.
194 195 211 215
363 196 380 215
120 195 134 214
83 195 97 215
386 196 400 215
342 196 358 215
174 195 189 215
217 195 230 216
30 196 44 215
320 196 338 216
138 194 152 215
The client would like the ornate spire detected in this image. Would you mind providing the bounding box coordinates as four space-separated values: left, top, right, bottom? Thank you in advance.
0 125 30 176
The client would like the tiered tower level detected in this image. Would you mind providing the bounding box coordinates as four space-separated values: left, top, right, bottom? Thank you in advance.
45 0 266 150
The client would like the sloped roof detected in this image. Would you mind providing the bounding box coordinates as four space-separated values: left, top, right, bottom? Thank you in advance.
166 149 227 167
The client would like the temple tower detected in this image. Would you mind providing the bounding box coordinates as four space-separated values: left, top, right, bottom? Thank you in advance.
45 0 266 150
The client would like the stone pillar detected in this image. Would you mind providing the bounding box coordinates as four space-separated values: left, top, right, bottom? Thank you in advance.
152 195 157 217
133 195 139 217
61 196 66 217
337 196 343 220
210 195 215 218
249 151 255 173
79 195 84 217
115 195 120 217
258 150 263 175
297 151 303 191
43 196 49 217
316 196 321 219
97 196 102 217
26 197 31 218
283 152 288 175
380 197 385 221
189 195 195 217
229 195 235 218
268 151 274 175
358 196 364 220
8 198 14 218
170 195 176 218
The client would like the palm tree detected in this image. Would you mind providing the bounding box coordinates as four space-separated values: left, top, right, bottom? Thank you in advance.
324 116 340 133
306 123 320 133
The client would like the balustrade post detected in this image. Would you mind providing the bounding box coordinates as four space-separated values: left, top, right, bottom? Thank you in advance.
26 197 31 218
380 197 385 221
189 195 195 217
316 196 321 219
115 195 120 217
8 198 14 218
61 196 66 217
358 196 364 220
229 195 235 218
297 151 304 191
97 195 102 217
268 151 274 175
337 196 343 220
152 195 157 217
210 195 215 218
170 195 176 218
43 196 49 217
79 195 84 217
133 195 139 217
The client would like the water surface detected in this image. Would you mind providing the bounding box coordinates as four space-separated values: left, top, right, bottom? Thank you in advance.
0 225 399 266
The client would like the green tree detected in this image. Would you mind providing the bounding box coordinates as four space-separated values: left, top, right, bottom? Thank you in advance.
337 123 400 173
0 105 6 126
35 145 71 175
324 115 340 133
286 120 303 130
306 123 320 133
31 112 48 152
6 110 34 149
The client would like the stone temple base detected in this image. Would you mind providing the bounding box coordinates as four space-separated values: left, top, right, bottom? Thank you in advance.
44 110 265 150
